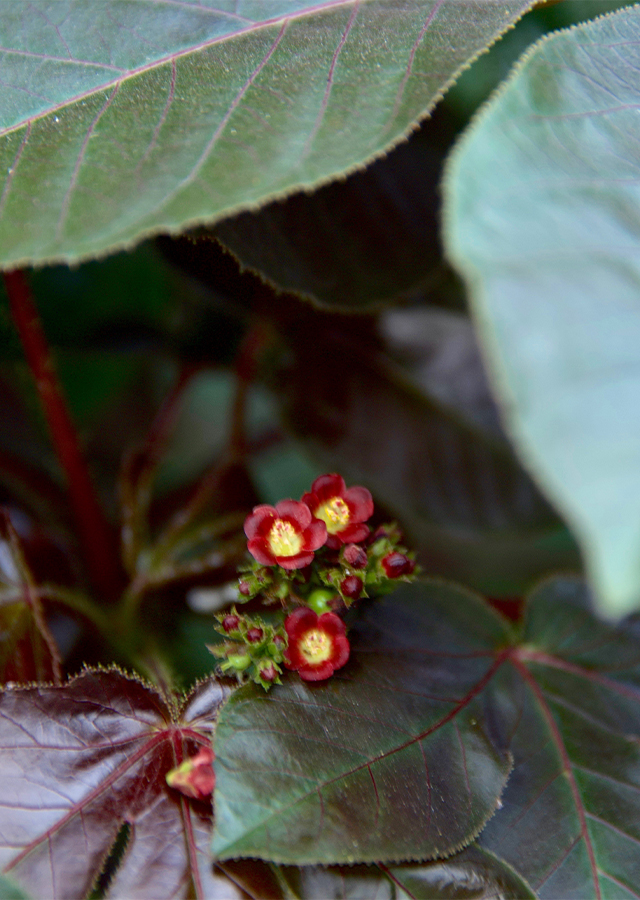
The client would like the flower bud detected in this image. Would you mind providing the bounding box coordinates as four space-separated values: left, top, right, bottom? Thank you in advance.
259 663 278 683
340 575 363 600
222 614 241 633
382 552 415 578
237 580 251 596
246 627 264 643
342 544 367 568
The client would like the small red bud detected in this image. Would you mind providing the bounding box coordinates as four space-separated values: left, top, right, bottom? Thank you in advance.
272 634 286 650
340 575 363 600
246 627 264 643
260 663 278 682
238 580 251 596
382 552 415 578
343 544 367 568
222 614 241 633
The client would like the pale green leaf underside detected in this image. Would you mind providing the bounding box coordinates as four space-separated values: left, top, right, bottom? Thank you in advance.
0 0 530 268
444 5 640 618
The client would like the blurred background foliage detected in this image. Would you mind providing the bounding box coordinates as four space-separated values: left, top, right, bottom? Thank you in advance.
0 0 631 687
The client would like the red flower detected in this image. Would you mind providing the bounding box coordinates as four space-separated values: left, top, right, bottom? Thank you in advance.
283 607 350 681
244 500 327 569
302 474 373 549
166 746 215 801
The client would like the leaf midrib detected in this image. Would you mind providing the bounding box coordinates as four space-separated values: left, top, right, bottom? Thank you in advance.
0 0 355 139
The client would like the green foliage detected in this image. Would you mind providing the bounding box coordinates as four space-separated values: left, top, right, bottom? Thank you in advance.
444 5 640 617
0 0 531 269
2 0 640 896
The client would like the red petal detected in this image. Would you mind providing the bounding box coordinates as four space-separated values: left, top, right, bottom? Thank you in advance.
301 519 327 551
343 486 373 522
276 551 315 570
309 474 345 503
285 607 318 638
244 505 277 539
247 538 277 566
330 634 350 670
275 499 312 528
337 523 370 545
297 660 335 681
317 612 347 637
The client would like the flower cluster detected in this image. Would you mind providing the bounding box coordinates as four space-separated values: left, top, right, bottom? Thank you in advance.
212 474 418 690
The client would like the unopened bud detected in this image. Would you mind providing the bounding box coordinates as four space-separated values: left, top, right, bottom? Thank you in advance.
259 663 278 683
222 614 241 633
343 544 367 568
340 575 363 600
246 627 264 643
166 746 215 800
382 552 415 578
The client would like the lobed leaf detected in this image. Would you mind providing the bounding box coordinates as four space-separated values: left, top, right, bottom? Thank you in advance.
0 669 237 900
213 575 640 894
444 5 640 617
0 0 532 269
212 580 514 864
479 576 640 898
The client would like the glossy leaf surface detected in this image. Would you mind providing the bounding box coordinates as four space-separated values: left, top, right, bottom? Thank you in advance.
212 581 514 863
0 0 532 268
478 576 640 898
0 670 236 900
213 575 640 893
444 6 640 616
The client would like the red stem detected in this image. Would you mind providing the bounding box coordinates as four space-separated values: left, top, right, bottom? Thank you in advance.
4 269 123 602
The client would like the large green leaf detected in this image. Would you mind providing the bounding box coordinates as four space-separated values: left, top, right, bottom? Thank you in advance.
0 0 532 269
444 6 640 617
212 581 514 864
479 576 640 899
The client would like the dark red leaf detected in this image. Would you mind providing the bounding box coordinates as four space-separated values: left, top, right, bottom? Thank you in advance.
0 669 243 900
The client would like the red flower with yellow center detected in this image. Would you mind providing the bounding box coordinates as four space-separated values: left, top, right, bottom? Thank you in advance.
302 473 374 549
283 607 350 681
244 500 327 569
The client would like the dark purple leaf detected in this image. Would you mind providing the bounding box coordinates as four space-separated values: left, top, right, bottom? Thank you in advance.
479 576 640 899
274 322 578 592
212 121 461 311
0 669 242 900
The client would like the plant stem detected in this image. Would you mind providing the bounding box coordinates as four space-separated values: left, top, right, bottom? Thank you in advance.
4 269 123 603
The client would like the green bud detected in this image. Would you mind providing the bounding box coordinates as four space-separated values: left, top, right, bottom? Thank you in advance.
307 588 336 615
224 653 251 671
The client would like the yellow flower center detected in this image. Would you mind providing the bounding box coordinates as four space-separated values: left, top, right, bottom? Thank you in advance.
299 628 332 665
268 519 302 557
315 496 350 534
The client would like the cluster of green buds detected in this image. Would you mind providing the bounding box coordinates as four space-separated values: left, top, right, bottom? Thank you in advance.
209 608 288 690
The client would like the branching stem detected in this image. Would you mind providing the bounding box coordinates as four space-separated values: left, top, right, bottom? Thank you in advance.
4 269 123 602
